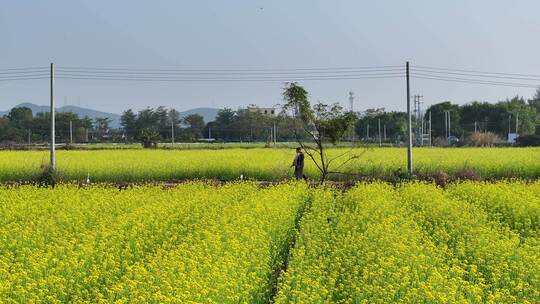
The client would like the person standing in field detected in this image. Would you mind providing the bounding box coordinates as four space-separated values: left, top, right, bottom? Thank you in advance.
291 147 306 180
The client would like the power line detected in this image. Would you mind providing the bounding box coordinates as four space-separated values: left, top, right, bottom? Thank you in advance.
55 71 403 79
0 73 50 79
56 75 404 82
56 65 403 72
0 76 49 82
0 63 538 87
0 66 49 71
412 74 538 88
55 69 404 76
412 68 540 81
0 69 49 75
415 65 540 79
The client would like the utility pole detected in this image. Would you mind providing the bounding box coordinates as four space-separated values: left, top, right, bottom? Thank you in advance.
28 129 31 145
171 119 175 145
428 111 432 146
413 94 423 145
448 111 451 137
444 111 448 139
349 91 355 141
406 61 412 176
208 127 211 139
444 110 451 139
516 112 519 134
383 124 387 141
50 63 55 170
273 120 277 145
366 122 369 139
474 121 478 133
69 120 73 144
508 115 511 135
378 118 382 147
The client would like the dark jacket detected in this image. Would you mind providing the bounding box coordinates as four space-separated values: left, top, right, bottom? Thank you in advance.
293 152 304 168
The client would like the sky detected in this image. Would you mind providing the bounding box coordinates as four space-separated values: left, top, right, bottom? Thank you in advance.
1 0 540 114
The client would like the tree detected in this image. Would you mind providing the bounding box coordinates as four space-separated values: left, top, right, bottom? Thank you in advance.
55 112 81 143
94 117 111 139
355 109 407 143
135 108 159 140
154 106 170 140
460 101 504 134
140 128 160 148
7 107 33 130
529 87 540 114
212 108 237 140
425 102 461 139
169 109 181 142
500 95 536 135
120 109 137 141
80 116 93 142
283 82 357 182
183 114 205 141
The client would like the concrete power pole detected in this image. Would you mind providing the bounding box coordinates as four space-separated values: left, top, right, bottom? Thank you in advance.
516 112 519 134
378 118 382 147
69 120 73 144
413 95 423 145
444 111 447 138
448 111 451 137
171 120 175 145
349 91 355 141
50 63 56 170
170 109 175 145
428 111 432 146
444 110 451 139
366 122 370 139
406 62 412 176
273 120 277 145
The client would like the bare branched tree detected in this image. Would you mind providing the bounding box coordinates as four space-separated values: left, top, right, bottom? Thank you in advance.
282 82 360 182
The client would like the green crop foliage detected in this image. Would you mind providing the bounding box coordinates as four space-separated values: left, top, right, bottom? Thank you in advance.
0 147 539 182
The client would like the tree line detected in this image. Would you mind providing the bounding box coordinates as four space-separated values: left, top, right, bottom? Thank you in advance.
356 89 540 145
1 87 539 145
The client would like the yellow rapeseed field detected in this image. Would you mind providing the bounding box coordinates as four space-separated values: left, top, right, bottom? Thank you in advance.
0 182 308 303
0 181 539 302
0 147 539 182
275 182 540 303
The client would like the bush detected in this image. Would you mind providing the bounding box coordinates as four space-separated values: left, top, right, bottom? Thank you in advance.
515 134 540 147
140 128 160 148
467 132 501 147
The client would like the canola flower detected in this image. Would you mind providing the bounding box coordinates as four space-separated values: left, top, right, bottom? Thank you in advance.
0 182 309 303
275 182 540 303
446 181 540 239
0 147 539 182
1 181 539 303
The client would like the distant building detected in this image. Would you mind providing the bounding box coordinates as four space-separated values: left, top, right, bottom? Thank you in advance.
247 105 276 116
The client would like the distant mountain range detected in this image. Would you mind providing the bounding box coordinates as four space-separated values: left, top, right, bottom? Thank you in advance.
0 103 220 128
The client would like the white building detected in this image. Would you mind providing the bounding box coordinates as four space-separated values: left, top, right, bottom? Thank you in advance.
247 105 276 116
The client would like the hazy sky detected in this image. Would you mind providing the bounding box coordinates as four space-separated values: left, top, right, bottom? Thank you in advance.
1 0 540 114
